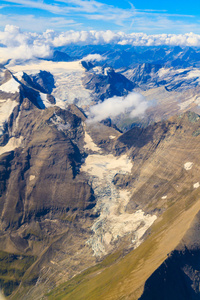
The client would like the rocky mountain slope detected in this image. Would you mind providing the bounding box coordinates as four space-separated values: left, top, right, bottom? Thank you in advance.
1 45 200 299
47 111 200 300
0 64 151 298
82 65 135 101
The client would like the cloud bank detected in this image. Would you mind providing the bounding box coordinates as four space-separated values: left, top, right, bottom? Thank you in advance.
0 25 52 62
87 92 148 123
1 26 200 62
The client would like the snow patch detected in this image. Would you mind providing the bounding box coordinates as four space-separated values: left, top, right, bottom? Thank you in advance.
29 175 35 181
0 99 18 135
178 95 200 110
9 60 84 73
184 162 193 170
0 77 20 93
185 69 200 80
11 110 21 136
109 135 116 139
50 113 71 131
38 93 53 108
161 195 167 199
14 71 24 81
84 131 102 152
193 182 200 189
158 68 171 77
0 136 23 156
57 123 70 131
195 97 200 106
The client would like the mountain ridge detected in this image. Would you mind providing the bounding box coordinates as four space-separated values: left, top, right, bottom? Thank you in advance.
1 45 200 298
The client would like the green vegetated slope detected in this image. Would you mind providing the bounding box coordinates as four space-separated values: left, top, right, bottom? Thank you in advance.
0 251 35 297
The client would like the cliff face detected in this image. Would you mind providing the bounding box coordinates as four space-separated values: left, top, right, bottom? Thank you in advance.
140 211 200 300
82 65 135 101
0 104 94 230
0 68 100 297
139 249 200 300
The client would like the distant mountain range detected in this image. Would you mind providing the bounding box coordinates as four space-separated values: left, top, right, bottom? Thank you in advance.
55 45 200 68
1 45 200 299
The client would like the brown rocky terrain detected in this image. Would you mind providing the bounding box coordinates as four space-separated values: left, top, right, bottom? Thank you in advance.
0 68 129 298
46 111 200 300
1 59 200 300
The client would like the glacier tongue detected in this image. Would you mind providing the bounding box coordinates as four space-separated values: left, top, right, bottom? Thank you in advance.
81 131 157 257
52 69 92 108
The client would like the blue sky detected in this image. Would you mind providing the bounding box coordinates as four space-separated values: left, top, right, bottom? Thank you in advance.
0 0 200 34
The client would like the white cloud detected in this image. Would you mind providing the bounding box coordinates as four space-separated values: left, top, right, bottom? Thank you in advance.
0 13 79 32
44 30 200 47
87 92 148 123
0 25 52 62
1 26 200 63
57 0 104 13
2 0 63 14
81 54 106 62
